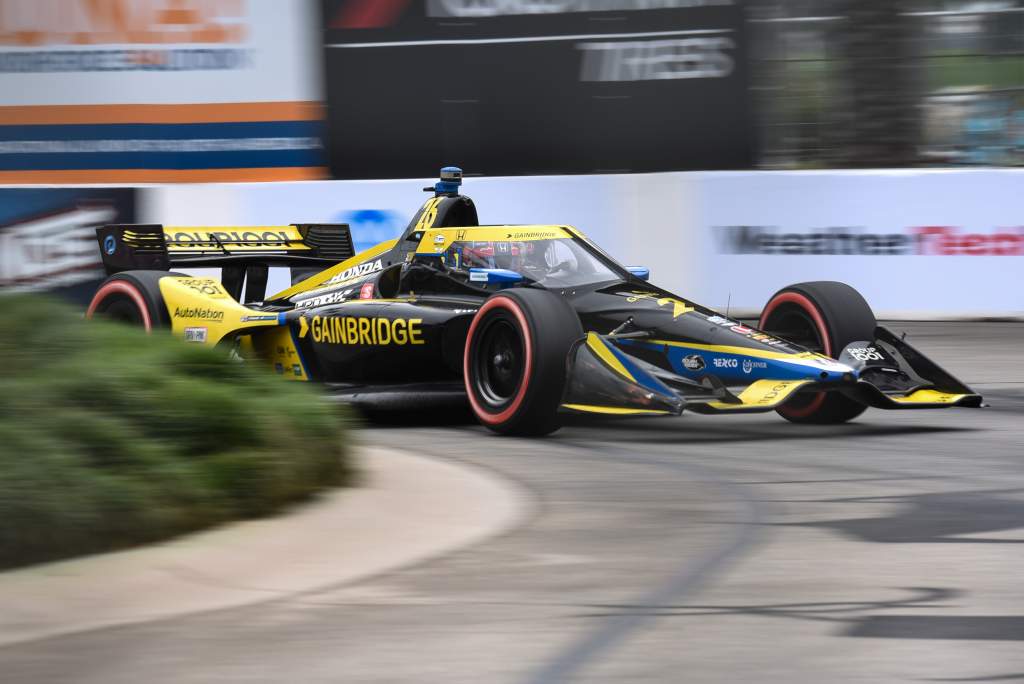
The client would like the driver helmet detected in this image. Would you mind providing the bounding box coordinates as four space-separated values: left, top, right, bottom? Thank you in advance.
458 241 524 271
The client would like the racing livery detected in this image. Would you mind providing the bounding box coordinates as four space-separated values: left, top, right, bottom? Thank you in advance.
88 167 982 435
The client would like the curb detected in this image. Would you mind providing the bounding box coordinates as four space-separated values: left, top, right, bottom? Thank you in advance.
0 446 530 648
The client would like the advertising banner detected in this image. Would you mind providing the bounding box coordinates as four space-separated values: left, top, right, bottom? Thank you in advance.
0 187 136 303
321 0 753 179
692 170 1024 318
0 0 324 183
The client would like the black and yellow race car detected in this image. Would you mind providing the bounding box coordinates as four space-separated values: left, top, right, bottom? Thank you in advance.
88 167 982 435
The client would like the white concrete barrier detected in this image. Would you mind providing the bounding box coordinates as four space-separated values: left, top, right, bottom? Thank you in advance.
6 169 1023 318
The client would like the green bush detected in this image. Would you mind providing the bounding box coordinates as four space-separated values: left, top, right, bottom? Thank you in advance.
0 294 354 569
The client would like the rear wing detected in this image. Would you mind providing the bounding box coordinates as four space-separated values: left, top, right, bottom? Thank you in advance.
96 223 355 302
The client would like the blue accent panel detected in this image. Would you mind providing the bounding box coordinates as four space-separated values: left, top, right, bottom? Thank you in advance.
604 339 675 396
626 266 650 281
0 149 322 170
469 268 524 285
288 326 311 381
0 120 322 142
618 339 847 383
277 312 287 326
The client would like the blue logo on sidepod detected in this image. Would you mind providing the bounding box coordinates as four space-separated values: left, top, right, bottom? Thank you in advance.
103 234 116 255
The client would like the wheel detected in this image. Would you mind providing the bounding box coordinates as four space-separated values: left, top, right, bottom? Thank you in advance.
464 289 583 435
759 281 876 424
86 271 180 331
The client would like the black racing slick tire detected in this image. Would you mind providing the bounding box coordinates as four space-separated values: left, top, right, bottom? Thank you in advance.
759 281 876 424
464 289 583 436
86 270 181 331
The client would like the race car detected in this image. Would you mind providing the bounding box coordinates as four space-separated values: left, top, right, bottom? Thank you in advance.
88 167 982 435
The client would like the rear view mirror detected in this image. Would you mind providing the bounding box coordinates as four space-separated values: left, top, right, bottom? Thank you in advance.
627 266 650 281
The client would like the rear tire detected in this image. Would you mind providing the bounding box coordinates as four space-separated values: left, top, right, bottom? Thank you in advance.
759 281 876 424
464 289 583 435
86 271 181 331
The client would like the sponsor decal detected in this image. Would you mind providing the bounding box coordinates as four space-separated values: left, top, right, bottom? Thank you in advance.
849 347 885 362
240 314 278 322
730 324 753 335
165 230 294 248
469 270 489 282
173 306 224 322
103 234 117 255
682 354 706 372
742 359 768 374
175 277 228 298
706 315 736 326
296 288 355 309
183 326 207 343
713 357 738 369
716 225 1024 256
755 382 792 405
274 363 284 374
306 315 425 346
326 258 384 285
359 282 375 299
292 364 302 377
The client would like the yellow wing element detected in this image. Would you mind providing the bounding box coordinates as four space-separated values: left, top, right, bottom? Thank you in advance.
561 404 673 416
585 332 636 382
705 380 813 411
268 238 399 301
415 225 575 254
656 297 694 319
888 389 968 404
158 276 280 347
163 226 310 252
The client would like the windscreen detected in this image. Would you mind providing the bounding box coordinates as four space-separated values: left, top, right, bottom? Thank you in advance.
443 238 622 289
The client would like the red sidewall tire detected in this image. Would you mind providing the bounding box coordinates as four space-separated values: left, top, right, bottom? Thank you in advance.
86 271 182 331
87 280 153 332
758 292 829 419
463 295 534 426
463 289 582 436
760 281 876 424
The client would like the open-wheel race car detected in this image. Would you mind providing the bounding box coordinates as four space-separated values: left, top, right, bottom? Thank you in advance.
88 167 983 435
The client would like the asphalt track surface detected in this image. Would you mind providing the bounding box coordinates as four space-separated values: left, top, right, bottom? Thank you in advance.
3 322 1023 683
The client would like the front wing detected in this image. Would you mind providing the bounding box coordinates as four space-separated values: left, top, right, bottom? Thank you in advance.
560 328 982 417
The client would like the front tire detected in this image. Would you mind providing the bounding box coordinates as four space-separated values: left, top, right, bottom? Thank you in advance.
464 289 582 435
759 281 876 424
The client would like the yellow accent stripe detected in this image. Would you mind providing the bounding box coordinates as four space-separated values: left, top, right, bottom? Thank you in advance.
586 332 635 383
269 239 399 300
562 404 671 416
415 225 574 253
890 389 968 404
648 339 832 366
707 380 812 410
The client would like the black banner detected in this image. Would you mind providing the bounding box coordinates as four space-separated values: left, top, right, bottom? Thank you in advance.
322 0 753 178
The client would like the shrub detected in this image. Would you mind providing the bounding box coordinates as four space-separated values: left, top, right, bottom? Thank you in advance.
0 294 353 569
